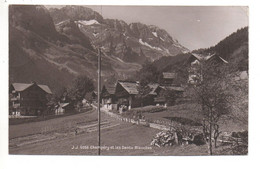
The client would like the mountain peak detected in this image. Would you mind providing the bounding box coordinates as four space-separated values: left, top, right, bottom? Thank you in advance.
10 5 190 92
49 5 104 24
49 6 189 63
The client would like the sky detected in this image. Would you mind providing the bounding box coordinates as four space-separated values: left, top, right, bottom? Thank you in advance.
46 5 248 50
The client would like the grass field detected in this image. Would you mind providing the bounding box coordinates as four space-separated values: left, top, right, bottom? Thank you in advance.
9 115 211 155
9 103 247 155
9 108 96 139
131 103 247 132
143 104 202 126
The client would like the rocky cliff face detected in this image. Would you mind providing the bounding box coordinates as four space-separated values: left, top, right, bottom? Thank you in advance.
49 6 189 64
9 5 189 92
49 6 104 24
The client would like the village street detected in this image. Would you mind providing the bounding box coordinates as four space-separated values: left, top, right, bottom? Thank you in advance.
9 107 210 155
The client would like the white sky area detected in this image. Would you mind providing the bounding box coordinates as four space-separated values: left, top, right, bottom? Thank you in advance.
46 5 248 50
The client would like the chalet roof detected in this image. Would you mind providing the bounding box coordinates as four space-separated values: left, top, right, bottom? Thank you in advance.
148 83 160 95
163 72 176 79
11 83 32 92
106 86 116 94
118 81 139 95
11 83 52 94
191 53 215 61
190 53 228 65
60 103 70 108
218 56 229 63
38 85 52 94
92 91 98 96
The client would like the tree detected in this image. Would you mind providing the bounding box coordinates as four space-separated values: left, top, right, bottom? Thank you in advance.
68 75 94 105
228 72 248 127
189 59 232 155
136 61 159 109
106 73 117 86
137 61 160 84
162 88 181 106
55 86 70 103
137 80 152 108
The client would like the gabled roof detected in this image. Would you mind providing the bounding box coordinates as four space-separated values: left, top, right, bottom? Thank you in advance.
218 56 229 64
163 72 176 79
38 85 52 94
11 83 33 92
92 91 98 96
102 85 116 98
148 83 160 95
60 103 70 108
11 83 52 94
117 81 139 95
205 53 216 60
105 86 116 95
191 53 228 63
191 53 216 61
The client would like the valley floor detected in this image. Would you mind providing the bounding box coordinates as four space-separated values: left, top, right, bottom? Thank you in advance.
9 105 245 155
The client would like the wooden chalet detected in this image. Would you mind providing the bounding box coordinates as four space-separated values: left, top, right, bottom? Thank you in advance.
84 91 98 103
162 72 177 86
91 91 97 102
145 83 160 106
55 102 72 115
101 85 116 110
153 85 184 107
114 80 139 110
187 53 228 65
187 53 228 84
9 82 52 116
148 83 160 96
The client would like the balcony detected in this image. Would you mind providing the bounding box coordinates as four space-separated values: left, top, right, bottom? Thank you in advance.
12 103 20 108
154 97 166 103
10 96 20 101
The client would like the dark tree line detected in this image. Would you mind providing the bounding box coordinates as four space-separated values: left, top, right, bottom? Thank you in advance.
47 75 94 111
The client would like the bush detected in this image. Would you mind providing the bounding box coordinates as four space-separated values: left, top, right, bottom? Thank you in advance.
232 144 248 155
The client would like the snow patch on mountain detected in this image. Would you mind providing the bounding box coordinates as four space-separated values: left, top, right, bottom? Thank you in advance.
162 47 171 55
93 32 99 37
182 49 189 54
139 39 162 51
160 37 165 41
173 43 185 49
76 20 100 26
56 20 69 26
152 32 158 37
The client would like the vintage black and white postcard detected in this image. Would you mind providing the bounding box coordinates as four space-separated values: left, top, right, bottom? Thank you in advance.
7 4 249 156
2 0 259 168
